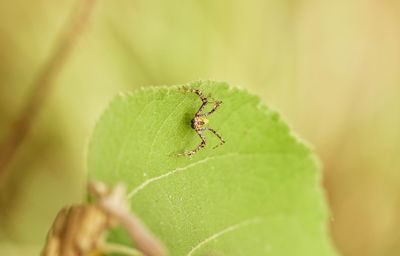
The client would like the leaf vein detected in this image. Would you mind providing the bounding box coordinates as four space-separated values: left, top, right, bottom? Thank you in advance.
127 152 263 198
186 218 261 256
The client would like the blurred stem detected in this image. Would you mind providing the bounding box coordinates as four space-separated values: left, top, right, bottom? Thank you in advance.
0 0 97 184
103 243 143 256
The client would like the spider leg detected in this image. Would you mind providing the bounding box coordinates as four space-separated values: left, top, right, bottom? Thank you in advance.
193 89 208 115
199 100 222 117
206 93 217 102
203 127 225 149
181 87 208 115
177 129 206 157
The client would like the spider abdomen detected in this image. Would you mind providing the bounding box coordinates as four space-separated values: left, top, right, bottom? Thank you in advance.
191 116 208 129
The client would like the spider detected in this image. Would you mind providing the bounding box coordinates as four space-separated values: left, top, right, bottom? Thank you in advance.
178 87 225 157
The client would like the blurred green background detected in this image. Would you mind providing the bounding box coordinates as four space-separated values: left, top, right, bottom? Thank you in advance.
0 0 399 255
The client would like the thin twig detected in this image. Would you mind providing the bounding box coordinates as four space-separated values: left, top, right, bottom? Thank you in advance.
0 0 97 182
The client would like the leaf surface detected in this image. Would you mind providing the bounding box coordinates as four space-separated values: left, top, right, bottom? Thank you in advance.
88 81 336 256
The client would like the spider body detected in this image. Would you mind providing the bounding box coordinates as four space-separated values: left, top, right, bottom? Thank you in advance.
191 116 209 129
179 87 225 157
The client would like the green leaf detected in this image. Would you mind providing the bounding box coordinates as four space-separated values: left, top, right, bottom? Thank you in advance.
88 81 337 255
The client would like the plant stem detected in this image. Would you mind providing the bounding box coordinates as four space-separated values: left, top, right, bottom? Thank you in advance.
0 0 97 184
